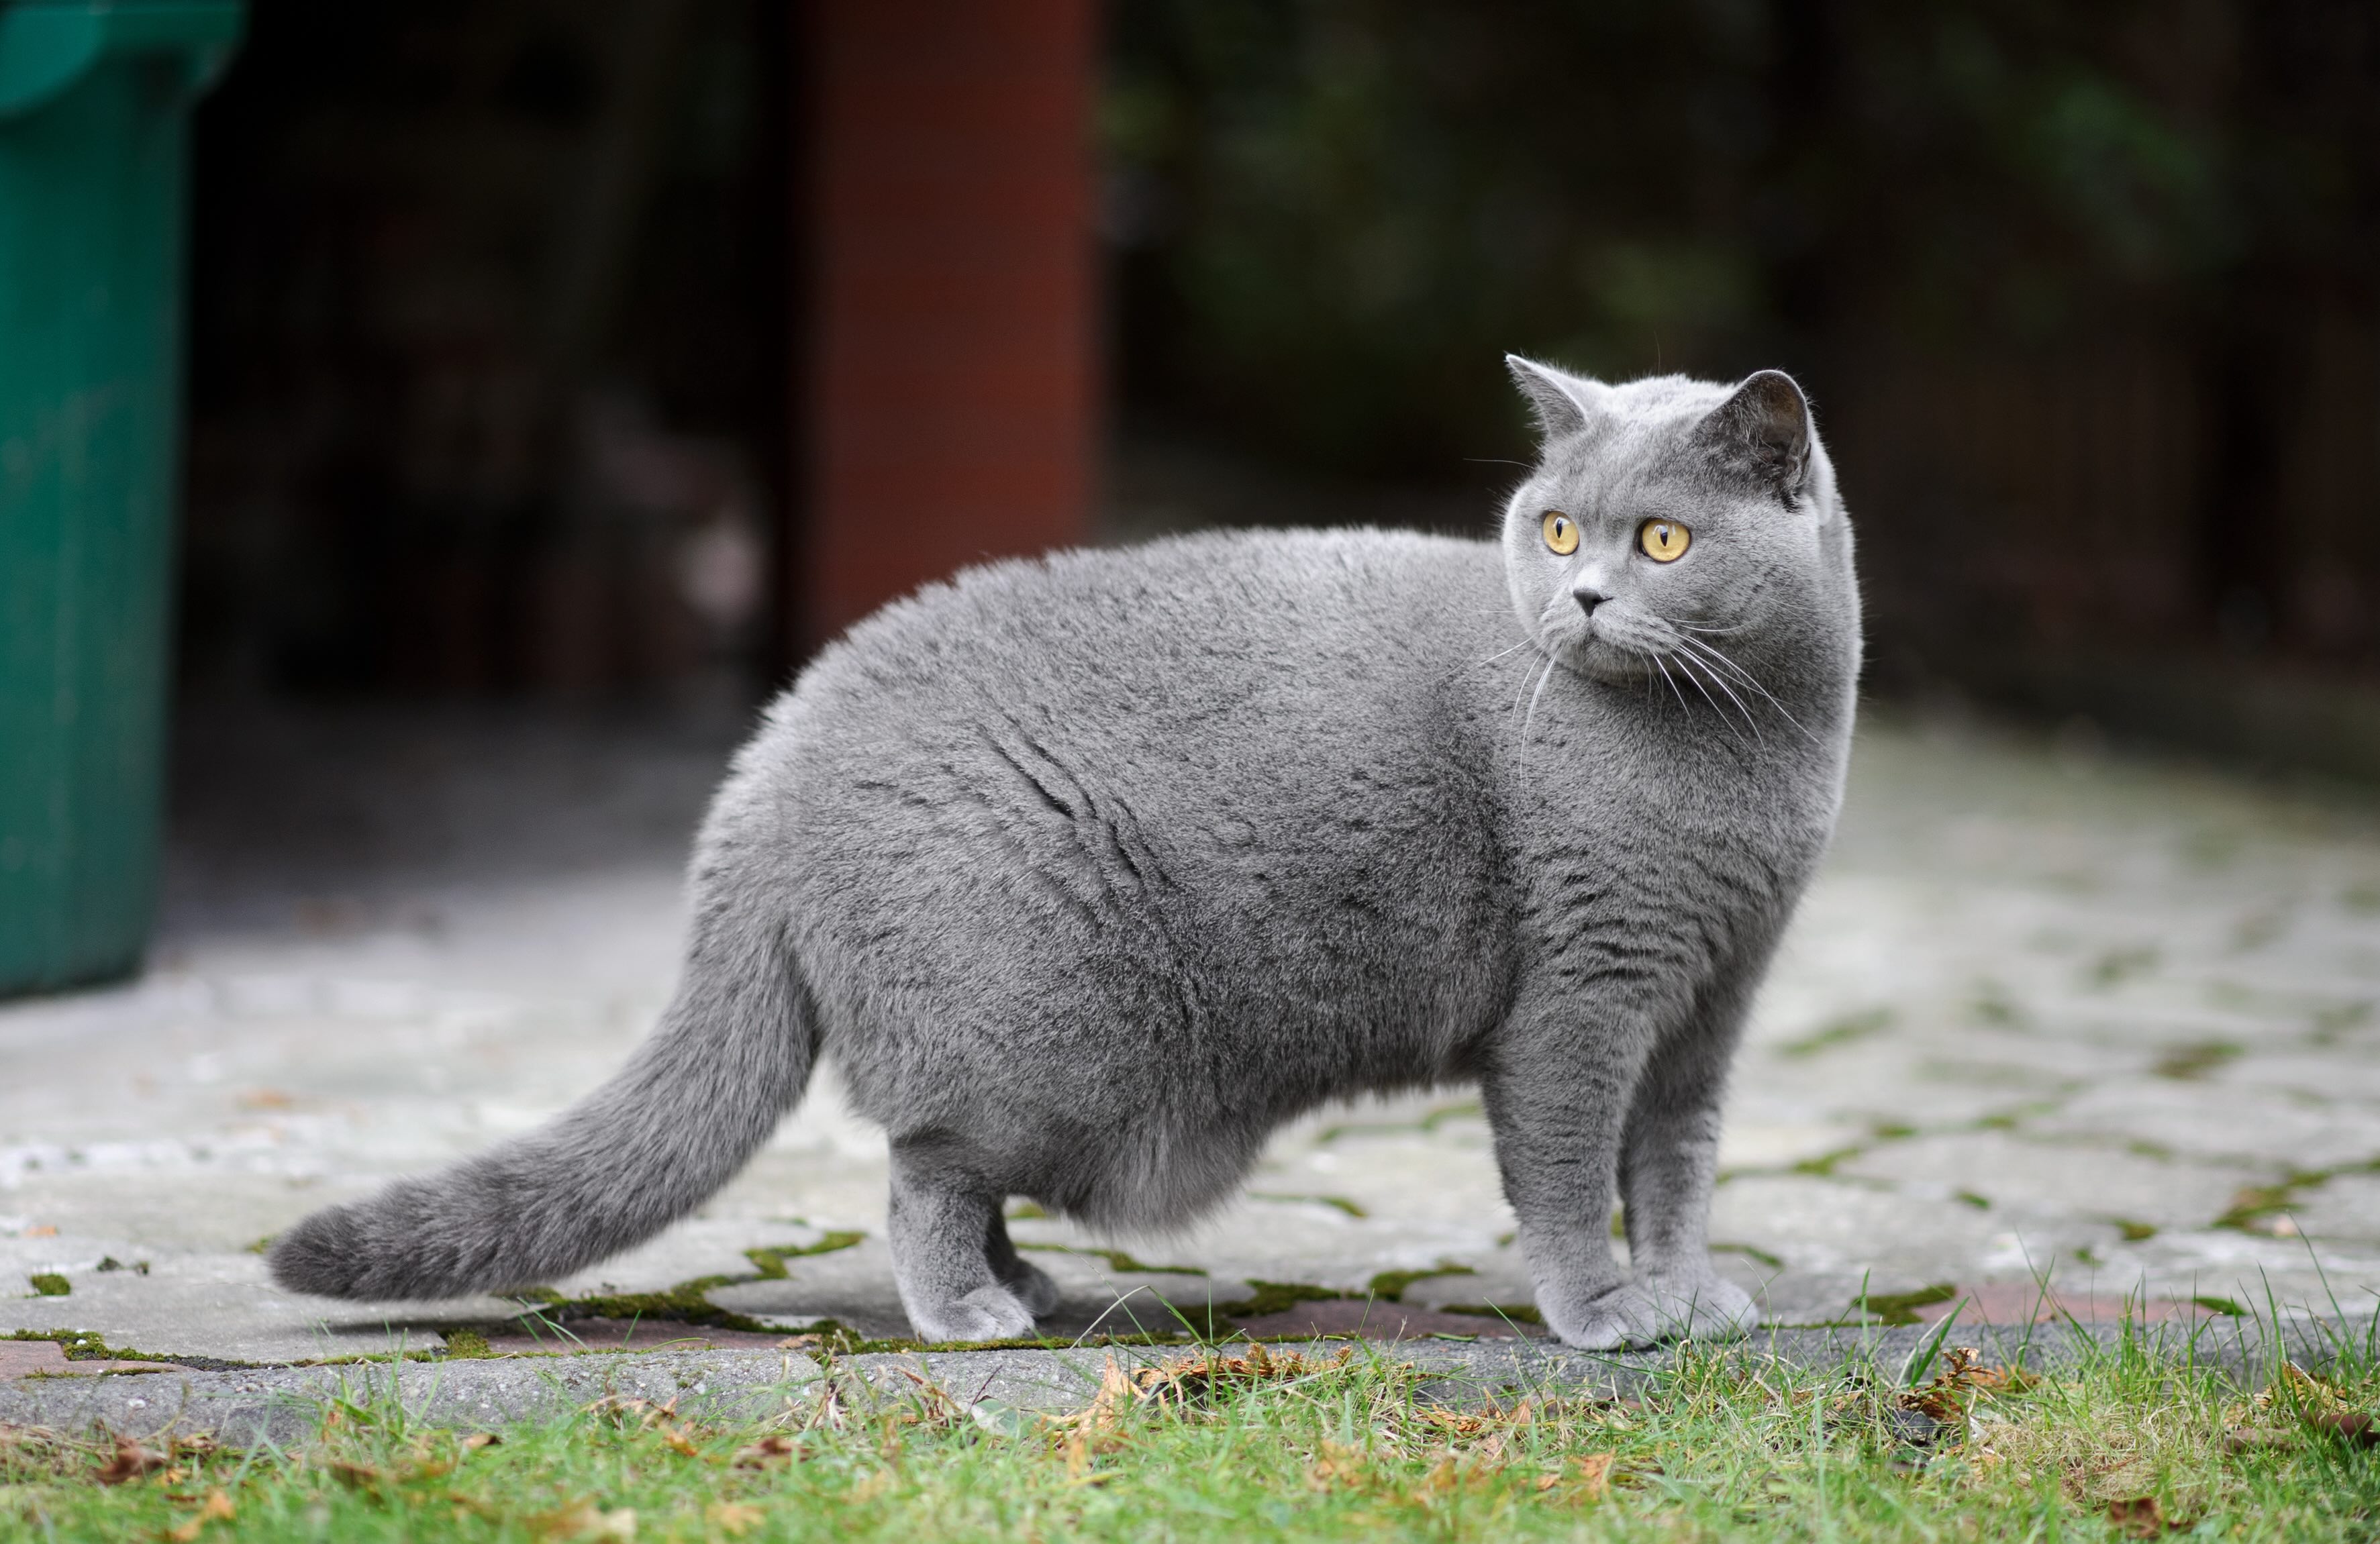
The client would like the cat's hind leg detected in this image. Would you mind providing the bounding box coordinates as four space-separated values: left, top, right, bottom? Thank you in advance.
887 1143 1040 1342
986 1208 1062 1317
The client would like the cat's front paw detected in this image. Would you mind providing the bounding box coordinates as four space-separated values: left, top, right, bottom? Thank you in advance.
910 1283 1040 1343
1540 1282 1665 1350
1638 1271 1758 1341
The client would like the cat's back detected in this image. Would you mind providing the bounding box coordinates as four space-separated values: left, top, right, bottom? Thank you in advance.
787 527 1506 748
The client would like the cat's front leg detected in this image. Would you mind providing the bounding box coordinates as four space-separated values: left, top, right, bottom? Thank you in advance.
1483 1010 1669 1350
1617 985 1759 1341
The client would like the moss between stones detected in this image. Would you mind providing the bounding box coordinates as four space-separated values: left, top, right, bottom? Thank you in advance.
1211 1280 1348 1320
744 1231 864 1278
1777 1007 1895 1059
1855 1284 1956 1325
1363 1265 1473 1302
5 1328 250 1370
1016 1243 1206 1276
487 1231 874 1347
1246 1193 1369 1218
1434 1302 1544 1325
27 1274 68 1297
1711 1241 1783 1269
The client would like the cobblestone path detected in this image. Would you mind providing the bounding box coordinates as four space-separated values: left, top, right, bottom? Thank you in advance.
3 705 2378 1363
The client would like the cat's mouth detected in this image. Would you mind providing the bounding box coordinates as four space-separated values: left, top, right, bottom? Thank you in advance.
1552 605 1681 684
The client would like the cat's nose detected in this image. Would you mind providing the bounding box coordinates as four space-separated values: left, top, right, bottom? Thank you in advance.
1573 584 1609 615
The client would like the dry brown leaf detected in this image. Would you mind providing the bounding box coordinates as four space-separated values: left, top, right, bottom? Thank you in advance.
163 1488 235 1543
327 1459 384 1488
732 1434 800 1469
1412 1455 1460 1501
535 1502 638 1541
2222 1425 2295 1455
1307 1439 1367 1490
463 1433 502 1451
1132 1345 1353 1406
1573 1452 1617 1502
94 1435 168 1485
2311 1410 2379 1447
2104 1496 2175 1537
705 1502 766 1536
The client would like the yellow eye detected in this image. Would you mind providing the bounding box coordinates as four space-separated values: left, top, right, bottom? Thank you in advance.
1541 511 1579 556
1639 520 1691 563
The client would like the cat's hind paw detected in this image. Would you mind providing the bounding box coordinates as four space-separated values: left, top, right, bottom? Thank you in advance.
1001 1257 1063 1317
911 1283 1041 1344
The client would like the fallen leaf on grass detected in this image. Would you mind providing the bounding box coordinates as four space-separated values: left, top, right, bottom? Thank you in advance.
95 1437 168 1485
1132 1344 1354 1407
705 1502 765 1536
1411 1455 1460 1502
163 1488 234 1542
966 1398 1032 1438
1571 1452 1616 1502
534 1502 637 1541
1903 1346 2036 1423
732 1435 800 1468
2105 1496 2178 1537
2311 1411 2380 1447
588 1396 703 1457
1308 1439 1367 1489
1050 1356 1138 1453
2221 1426 2295 1455
463 1433 502 1452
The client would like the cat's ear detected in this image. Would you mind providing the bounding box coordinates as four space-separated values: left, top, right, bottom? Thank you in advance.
1504 355 1604 442
1698 370 1811 494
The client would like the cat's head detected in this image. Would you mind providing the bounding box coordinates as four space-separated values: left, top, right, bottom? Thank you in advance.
1498 358 1856 694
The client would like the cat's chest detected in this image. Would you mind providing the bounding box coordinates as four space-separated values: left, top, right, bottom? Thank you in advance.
1513 743 1837 929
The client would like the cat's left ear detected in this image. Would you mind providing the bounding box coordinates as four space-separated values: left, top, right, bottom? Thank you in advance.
1698 370 1810 495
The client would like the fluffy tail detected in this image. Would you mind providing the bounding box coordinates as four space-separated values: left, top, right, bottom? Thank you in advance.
269 871 812 1300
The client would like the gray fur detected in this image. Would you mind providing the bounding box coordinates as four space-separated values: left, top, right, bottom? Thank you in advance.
271 363 1861 1349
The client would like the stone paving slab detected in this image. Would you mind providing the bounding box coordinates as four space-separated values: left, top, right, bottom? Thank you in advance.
0 1319 2359 1446
4 702 2380 1370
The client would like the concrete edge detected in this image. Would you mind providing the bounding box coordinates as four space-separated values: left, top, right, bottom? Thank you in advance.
3 1315 2367 1446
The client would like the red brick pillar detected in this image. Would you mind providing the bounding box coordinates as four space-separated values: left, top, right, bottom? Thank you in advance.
801 0 1097 648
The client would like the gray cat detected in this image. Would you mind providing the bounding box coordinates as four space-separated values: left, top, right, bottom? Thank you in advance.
270 360 1861 1350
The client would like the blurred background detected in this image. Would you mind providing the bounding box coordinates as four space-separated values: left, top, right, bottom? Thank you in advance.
172 0 2380 768
7 0 2380 996
5 1 2380 1336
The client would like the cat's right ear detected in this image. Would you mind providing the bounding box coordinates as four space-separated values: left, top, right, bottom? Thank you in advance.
1505 355 1603 442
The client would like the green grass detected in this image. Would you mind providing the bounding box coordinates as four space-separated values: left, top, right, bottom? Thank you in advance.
7 1331 2380 1541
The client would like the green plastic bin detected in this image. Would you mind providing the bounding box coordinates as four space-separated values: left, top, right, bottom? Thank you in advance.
0 1 242 996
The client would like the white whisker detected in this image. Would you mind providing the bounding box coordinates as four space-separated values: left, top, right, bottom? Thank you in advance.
1673 635 1822 745
1651 655 1693 719
1673 650 1762 745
